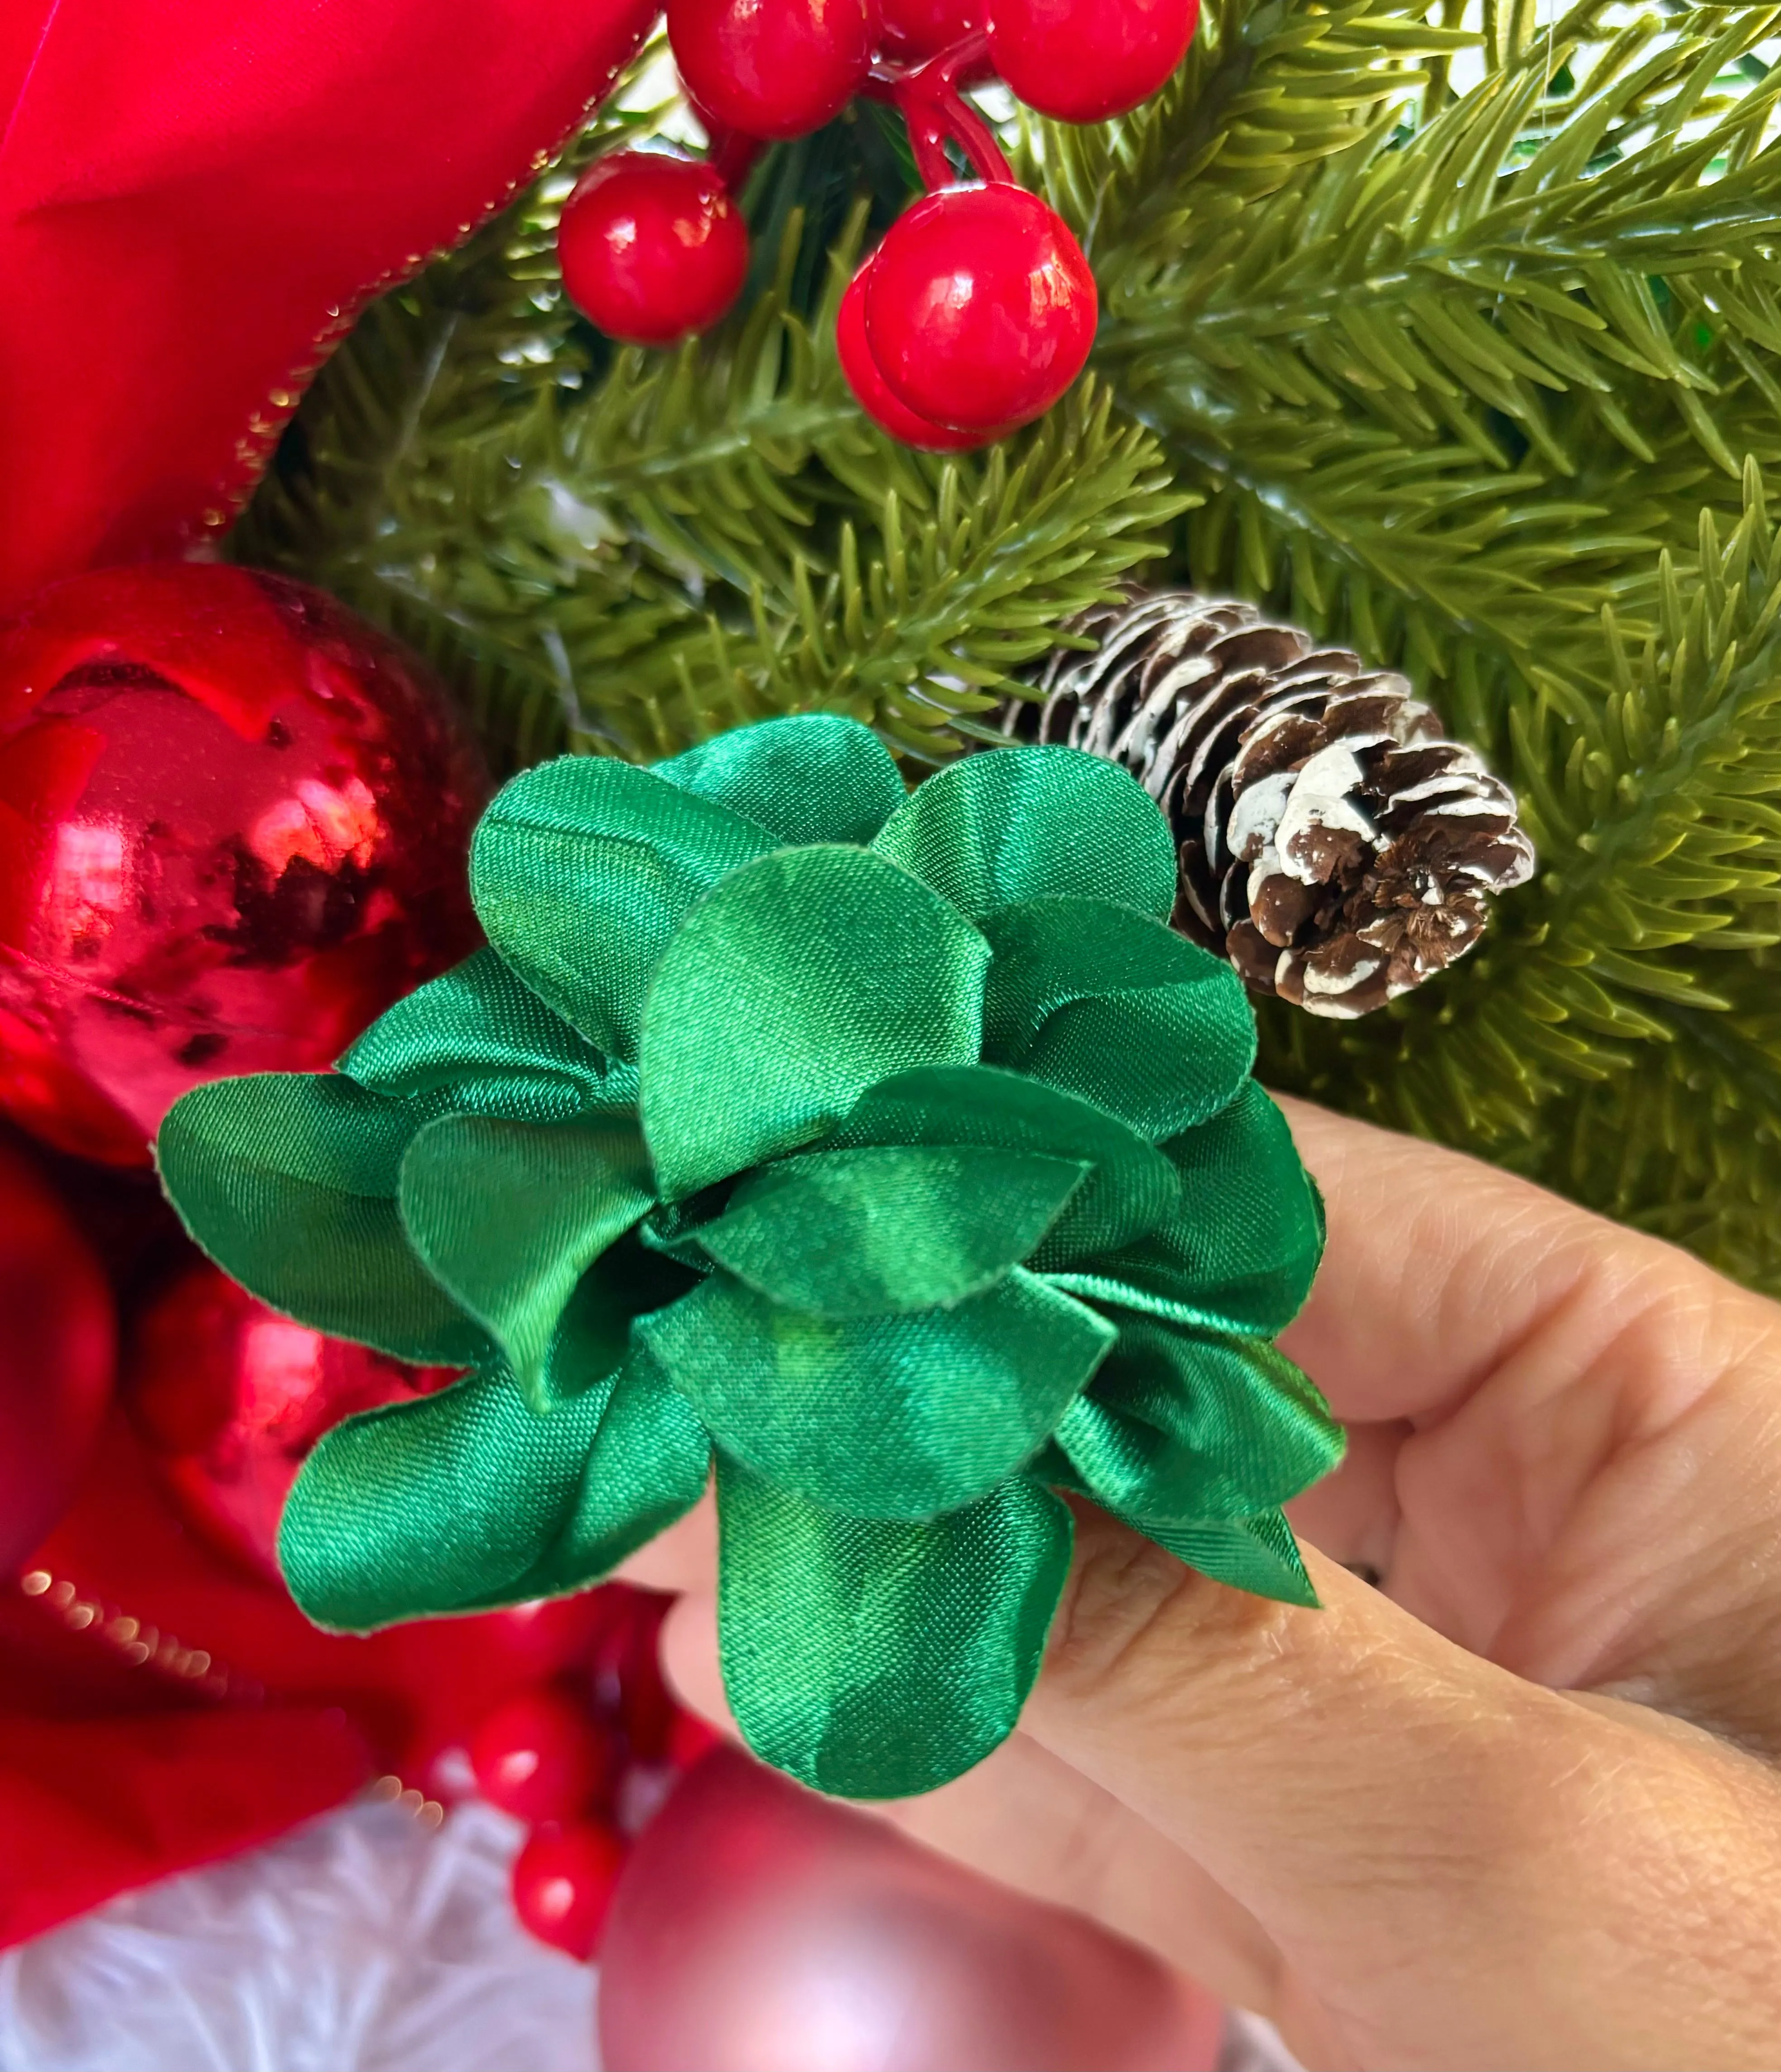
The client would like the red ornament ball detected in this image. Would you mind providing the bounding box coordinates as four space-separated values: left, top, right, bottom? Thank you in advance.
512 1819 627 1961
0 565 486 1167
863 184 1097 433
598 1748 1228 2072
669 0 878 142
127 1262 454 1583
471 1685 616 1825
989 0 1199 123
879 0 984 58
838 261 1004 451
0 1139 114 1573
559 152 751 347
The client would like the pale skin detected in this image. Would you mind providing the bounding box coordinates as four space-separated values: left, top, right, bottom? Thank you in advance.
622 1099 1781 2071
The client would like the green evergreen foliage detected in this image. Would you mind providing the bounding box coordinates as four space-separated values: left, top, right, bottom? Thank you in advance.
231 5 1781 1292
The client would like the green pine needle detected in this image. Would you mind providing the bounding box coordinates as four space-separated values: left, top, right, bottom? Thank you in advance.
230 3 1781 1291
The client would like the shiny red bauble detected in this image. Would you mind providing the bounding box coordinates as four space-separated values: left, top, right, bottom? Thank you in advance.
839 262 1004 451
0 1140 114 1572
669 0 879 142
0 564 486 1166
470 1686 616 1825
559 151 751 346
512 1819 628 1961
989 0 1199 122
126 1262 453 1582
880 0 985 58
864 184 1097 433
598 1748 1227 2072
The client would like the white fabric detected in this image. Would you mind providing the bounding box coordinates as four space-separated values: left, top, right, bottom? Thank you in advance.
0 1799 597 2072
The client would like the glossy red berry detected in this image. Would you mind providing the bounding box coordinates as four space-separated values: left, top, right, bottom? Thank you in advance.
838 262 1005 450
864 183 1097 433
669 0 879 143
511 1821 628 1961
989 0 1199 123
471 1687 614 1825
558 151 750 347
879 0 983 58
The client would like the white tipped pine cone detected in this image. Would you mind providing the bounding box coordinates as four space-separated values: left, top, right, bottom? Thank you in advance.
1003 591 1536 1019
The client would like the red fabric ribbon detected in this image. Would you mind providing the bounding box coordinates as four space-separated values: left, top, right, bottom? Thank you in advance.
0 0 660 613
2 1418 622 1948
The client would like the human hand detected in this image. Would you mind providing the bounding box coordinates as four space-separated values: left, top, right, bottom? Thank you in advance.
625 1100 1781 2071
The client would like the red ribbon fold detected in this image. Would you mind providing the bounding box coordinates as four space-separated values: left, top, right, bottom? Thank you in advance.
0 0 659 612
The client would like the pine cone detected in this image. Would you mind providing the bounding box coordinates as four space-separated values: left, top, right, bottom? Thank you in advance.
1001 591 1536 1019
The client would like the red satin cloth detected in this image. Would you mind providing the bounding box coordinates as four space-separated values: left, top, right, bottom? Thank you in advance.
0 0 660 612
1 1417 620 1948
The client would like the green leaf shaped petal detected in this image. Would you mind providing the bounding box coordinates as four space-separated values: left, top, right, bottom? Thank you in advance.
340 948 632 1122
655 714 906 846
157 1074 487 1365
279 1362 612 1629
639 1267 1114 1519
716 1454 1072 1797
281 1321 708 1630
471 756 780 1059
1053 1390 1254 1522
1139 1510 1320 1609
698 1144 1089 1317
1092 1319 1344 1511
872 746 1177 922
519 1341 711 1592
398 1114 656 1409
1073 1086 1324 1335
980 897 1254 1139
640 845 989 1202
827 1064 1180 1265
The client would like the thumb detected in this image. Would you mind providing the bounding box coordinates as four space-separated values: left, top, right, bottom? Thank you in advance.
1030 1514 1781 2071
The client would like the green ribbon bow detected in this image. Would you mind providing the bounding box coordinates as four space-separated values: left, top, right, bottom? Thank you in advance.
157 716 1341 1798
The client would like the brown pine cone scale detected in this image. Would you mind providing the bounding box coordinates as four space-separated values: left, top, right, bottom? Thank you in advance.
1002 591 1536 1019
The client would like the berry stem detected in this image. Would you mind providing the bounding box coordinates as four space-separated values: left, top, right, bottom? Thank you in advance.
864 33 1013 190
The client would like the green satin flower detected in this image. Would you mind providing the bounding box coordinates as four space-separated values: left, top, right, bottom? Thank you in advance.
157 715 1340 1798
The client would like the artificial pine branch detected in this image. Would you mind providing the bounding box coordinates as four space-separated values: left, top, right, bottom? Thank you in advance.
229 2 1781 1290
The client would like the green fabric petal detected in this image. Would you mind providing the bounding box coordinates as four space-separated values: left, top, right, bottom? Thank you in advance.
1053 1389 1254 1522
1092 1318 1345 1510
872 745 1178 923
715 1454 1073 1797
339 948 632 1122
1080 1086 1324 1335
826 1064 1180 1266
397 1114 656 1410
638 1267 1114 1519
506 1341 711 1598
697 1144 1089 1317
979 897 1254 1140
156 1074 488 1366
655 713 906 846
280 1324 709 1630
1139 1510 1320 1609
470 756 780 1059
639 845 989 1202
279 1361 612 1629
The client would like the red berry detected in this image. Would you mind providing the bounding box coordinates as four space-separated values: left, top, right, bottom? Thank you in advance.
988 0 1198 124
879 0 983 58
839 262 1006 450
669 0 878 143
558 151 750 347
471 1687 614 1824
511 1821 627 1961
864 184 1096 433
